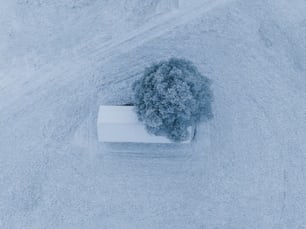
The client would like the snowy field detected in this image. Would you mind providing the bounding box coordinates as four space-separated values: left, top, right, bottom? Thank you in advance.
1 0 306 228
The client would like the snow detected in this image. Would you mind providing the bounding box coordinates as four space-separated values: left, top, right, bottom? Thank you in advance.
0 0 306 228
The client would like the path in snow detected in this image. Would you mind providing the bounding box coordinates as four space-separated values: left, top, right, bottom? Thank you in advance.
0 0 306 228
0 0 234 113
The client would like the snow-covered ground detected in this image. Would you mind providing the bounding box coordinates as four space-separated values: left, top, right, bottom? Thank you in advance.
0 0 306 228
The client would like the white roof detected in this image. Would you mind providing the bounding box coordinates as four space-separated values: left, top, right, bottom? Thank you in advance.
97 105 193 144
98 105 139 124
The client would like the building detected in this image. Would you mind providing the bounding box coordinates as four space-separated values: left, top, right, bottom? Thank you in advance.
97 105 194 143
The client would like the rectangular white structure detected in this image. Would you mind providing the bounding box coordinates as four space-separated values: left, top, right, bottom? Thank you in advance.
97 106 194 143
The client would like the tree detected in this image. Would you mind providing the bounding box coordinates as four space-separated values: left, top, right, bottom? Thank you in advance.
132 58 213 142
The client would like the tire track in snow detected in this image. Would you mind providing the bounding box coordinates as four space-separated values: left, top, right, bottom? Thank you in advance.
76 0 233 61
0 0 234 113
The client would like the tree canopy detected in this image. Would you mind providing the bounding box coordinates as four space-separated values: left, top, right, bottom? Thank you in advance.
133 58 213 142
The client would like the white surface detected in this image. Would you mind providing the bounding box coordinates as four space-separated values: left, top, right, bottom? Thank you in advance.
98 106 139 124
97 105 193 143
0 0 306 228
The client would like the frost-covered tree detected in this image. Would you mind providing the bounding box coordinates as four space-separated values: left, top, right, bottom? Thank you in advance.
133 58 213 142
